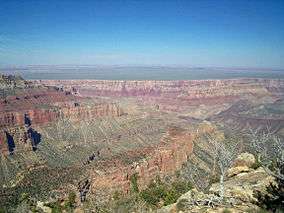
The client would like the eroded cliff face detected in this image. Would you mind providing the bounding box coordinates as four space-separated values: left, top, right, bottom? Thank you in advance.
0 102 122 155
0 109 58 128
0 88 74 127
38 79 284 100
0 78 123 156
38 79 284 117
0 80 123 125
90 124 216 196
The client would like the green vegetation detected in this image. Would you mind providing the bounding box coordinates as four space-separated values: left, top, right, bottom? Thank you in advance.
139 177 193 207
209 173 220 184
254 161 284 213
130 173 139 193
64 191 76 209
44 191 76 213
19 192 30 202
45 201 63 213
139 181 167 206
222 209 232 213
108 176 193 212
176 198 189 211
251 155 261 170
112 190 122 201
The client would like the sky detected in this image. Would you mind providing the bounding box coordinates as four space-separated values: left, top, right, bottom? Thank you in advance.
0 0 284 68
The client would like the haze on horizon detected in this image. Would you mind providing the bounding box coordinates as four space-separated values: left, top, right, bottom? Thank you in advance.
0 0 284 69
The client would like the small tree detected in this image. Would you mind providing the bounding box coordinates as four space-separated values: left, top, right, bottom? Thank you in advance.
182 163 209 190
249 128 284 180
208 136 239 200
249 128 284 212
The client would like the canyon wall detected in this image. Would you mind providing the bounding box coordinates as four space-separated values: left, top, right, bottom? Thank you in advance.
0 103 122 155
38 79 284 100
0 80 122 155
90 124 215 196
0 103 122 128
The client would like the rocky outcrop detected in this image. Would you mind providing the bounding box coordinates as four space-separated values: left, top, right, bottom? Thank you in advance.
158 152 274 213
0 87 75 127
209 167 273 203
158 166 273 213
227 153 256 177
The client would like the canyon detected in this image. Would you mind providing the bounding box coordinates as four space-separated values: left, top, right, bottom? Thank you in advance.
1 75 284 211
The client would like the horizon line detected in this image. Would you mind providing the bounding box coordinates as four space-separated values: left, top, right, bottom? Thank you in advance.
1 64 284 71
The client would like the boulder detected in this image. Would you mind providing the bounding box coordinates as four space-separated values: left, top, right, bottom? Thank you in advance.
227 166 251 178
227 153 256 177
233 153 256 168
210 167 273 203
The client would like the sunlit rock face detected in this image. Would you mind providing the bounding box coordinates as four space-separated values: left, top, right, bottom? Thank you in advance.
90 124 218 196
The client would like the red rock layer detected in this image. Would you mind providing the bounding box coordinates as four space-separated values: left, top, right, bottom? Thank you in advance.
0 89 76 112
90 125 215 195
0 83 122 128
0 103 122 155
0 109 59 128
0 103 122 128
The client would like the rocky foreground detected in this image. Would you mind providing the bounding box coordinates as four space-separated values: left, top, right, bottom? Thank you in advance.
158 153 273 213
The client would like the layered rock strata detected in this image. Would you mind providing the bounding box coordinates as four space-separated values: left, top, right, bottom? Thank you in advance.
90 124 215 196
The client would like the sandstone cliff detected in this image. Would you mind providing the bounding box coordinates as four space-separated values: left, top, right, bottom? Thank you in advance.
89 124 216 198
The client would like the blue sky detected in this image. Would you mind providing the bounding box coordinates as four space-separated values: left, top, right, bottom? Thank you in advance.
0 0 284 68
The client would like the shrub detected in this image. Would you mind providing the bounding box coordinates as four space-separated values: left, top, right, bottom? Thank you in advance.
164 189 179 206
175 170 181 178
209 173 220 184
64 191 76 209
112 191 122 201
254 160 284 212
172 180 193 194
139 179 193 207
139 182 167 206
176 198 189 211
251 156 261 170
130 173 139 193
45 201 63 213
112 193 142 212
19 192 30 202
